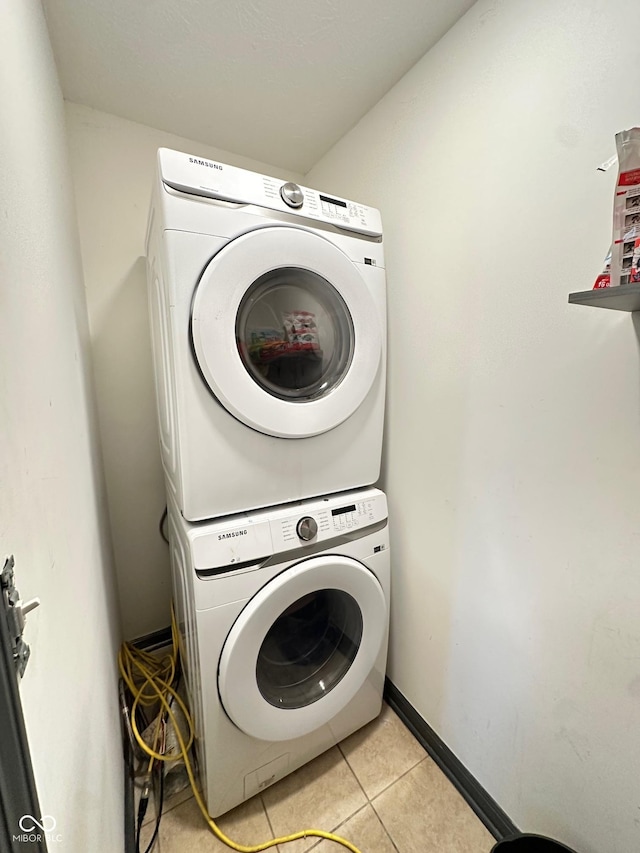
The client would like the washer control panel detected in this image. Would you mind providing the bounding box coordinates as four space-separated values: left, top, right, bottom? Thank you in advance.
158 148 382 238
190 488 387 571
271 489 386 551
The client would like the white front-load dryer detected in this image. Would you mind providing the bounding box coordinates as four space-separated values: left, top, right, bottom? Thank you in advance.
146 148 386 521
167 487 390 818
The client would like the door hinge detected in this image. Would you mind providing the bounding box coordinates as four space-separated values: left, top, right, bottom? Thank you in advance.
1 555 40 678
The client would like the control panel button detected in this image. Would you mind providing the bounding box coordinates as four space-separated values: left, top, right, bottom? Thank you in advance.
280 182 304 208
296 516 318 541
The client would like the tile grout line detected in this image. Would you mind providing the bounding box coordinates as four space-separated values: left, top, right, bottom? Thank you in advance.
271 748 373 853
368 754 428 802
367 757 429 853
300 800 369 853
367 796 402 853
321 802 371 852
364 801 401 853
258 793 285 853
338 704 429 802
332 746 402 853
337 741 370 805
335 711 429 851
337 802 373 851
320 798 402 853
259 793 275 836
338 739 427 805
333 744 374 832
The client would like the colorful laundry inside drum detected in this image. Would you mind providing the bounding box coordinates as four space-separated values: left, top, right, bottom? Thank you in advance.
249 312 321 364
282 310 321 350
248 328 289 363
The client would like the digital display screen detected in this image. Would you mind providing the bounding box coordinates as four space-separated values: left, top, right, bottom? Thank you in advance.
331 504 356 516
320 194 347 209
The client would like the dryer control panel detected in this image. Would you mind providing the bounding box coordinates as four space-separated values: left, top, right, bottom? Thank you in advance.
189 488 387 571
158 147 382 238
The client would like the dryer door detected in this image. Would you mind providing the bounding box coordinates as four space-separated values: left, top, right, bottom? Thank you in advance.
190 226 382 438
218 555 387 741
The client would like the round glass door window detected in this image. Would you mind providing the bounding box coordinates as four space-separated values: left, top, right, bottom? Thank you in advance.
256 589 363 709
236 268 355 401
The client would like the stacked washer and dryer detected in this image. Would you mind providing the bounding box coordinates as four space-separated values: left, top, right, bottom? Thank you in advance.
145 148 390 817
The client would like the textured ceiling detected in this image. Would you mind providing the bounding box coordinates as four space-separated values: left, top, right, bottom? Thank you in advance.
42 0 476 173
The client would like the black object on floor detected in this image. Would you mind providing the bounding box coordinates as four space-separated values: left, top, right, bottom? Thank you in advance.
492 834 579 852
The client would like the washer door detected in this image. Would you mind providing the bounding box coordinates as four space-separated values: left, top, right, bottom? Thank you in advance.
218 555 387 741
190 227 382 438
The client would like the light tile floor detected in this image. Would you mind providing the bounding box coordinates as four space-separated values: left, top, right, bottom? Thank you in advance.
139 702 496 853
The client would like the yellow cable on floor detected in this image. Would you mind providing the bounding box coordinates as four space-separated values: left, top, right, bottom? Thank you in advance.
118 607 364 853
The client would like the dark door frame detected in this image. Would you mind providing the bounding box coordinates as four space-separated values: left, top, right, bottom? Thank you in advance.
0 592 47 853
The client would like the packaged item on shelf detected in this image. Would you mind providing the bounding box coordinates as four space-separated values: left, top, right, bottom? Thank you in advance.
630 237 640 283
593 246 612 289
610 127 640 287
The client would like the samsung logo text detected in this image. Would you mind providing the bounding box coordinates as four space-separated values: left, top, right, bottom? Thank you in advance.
218 530 248 541
189 157 222 170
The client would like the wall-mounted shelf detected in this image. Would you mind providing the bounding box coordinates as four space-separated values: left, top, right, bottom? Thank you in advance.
569 283 640 312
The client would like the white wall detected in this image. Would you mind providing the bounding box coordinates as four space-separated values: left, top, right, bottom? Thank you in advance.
0 3 123 851
64 103 303 639
307 2 640 852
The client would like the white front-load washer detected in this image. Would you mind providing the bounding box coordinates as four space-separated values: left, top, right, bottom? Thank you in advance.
146 148 386 521
167 487 390 818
